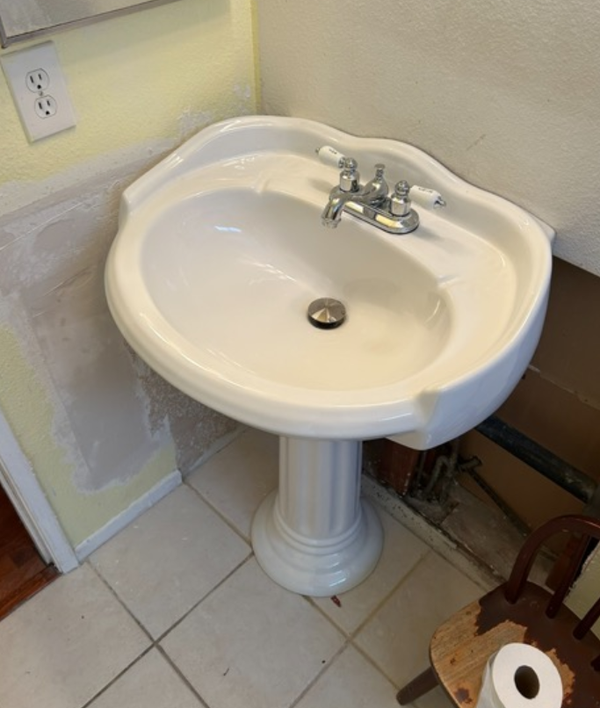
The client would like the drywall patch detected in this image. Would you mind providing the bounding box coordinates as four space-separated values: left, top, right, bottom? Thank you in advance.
178 109 215 144
130 350 239 474
66 442 178 548
0 157 175 493
0 321 178 547
0 133 245 546
234 82 253 107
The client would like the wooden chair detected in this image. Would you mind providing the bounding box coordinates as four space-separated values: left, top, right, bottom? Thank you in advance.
397 515 600 707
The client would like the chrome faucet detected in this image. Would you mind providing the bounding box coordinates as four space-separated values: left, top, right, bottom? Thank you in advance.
321 157 420 234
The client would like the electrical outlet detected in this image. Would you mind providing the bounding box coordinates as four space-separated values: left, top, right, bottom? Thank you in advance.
0 41 76 142
26 68 50 93
34 96 58 119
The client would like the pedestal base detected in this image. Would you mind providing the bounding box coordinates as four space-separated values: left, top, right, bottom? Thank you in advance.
251 437 383 596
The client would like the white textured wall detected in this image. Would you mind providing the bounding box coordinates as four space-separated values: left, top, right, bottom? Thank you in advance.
257 0 600 276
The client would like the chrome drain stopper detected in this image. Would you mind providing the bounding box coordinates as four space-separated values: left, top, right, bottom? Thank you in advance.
307 298 347 329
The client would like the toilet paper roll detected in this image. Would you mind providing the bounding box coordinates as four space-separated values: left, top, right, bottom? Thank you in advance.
475 642 562 708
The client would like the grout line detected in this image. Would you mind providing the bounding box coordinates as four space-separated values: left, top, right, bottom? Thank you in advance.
350 640 405 690
301 533 431 645
156 644 212 708
348 550 433 640
183 477 257 547
86 561 155 644
88 550 254 646
286 640 352 708
84 555 256 706
297 552 435 693
303 595 352 640
297 550 433 692
153 554 255 645
79 644 155 708
73 441 488 708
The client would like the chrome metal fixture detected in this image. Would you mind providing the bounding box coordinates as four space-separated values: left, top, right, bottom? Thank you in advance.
321 157 421 234
307 297 347 329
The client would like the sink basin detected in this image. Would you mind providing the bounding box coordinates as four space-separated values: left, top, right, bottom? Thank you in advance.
105 116 553 595
107 116 552 446
142 189 449 388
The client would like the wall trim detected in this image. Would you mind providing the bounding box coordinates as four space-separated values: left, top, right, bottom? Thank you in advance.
0 409 79 573
74 468 181 561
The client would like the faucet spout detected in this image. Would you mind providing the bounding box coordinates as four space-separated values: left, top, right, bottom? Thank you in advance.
321 161 390 228
321 191 359 227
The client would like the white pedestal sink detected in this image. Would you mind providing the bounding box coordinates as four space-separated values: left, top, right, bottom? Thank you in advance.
105 116 553 596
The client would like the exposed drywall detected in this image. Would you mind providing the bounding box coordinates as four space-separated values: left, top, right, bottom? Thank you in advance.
0 319 179 546
256 0 600 276
0 159 242 547
130 351 239 473
0 0 255 548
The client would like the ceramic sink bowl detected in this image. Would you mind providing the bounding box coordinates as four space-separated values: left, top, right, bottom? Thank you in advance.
106 116 553 448
105 116 553 595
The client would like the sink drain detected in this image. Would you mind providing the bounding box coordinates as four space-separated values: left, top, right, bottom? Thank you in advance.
307 298 347 329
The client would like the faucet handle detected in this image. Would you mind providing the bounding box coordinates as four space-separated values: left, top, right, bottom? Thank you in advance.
390 180 412 217
339 157 360 193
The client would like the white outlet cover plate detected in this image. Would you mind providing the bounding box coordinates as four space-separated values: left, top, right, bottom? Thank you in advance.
1 41 76 142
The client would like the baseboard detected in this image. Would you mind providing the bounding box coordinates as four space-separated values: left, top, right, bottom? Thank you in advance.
74 469 182 561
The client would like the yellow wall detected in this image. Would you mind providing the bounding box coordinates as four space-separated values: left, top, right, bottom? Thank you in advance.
0 0 257 186
0 0 256 549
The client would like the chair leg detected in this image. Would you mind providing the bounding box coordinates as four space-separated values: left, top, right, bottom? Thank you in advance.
396 666 438 705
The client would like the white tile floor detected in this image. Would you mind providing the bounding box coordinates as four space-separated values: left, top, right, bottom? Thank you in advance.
0 428 488 708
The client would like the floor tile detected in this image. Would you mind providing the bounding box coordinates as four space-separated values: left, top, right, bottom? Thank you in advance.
355 551 482 687
312 508 428 634
0 564 149 708
161 558 344 708
90 485 250 638
295 646 398 708
88 649 202 708
187 428 279 538
415 686 454 708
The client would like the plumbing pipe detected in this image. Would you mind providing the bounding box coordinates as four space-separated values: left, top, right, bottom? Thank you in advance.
475 416 597 504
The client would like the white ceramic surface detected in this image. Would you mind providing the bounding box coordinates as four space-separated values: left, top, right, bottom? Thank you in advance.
106 115 553 447
251 437 384 595
105 115 553 596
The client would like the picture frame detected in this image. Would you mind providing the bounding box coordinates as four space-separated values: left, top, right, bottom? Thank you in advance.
0 0 181 47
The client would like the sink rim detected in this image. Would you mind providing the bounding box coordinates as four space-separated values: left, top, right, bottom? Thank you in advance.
105 115 553 446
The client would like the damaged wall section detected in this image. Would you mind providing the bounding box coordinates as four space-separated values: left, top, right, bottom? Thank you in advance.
0 155 239 549
0 0 256 553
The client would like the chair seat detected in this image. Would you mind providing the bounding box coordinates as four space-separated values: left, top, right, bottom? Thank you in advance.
430 582 600 707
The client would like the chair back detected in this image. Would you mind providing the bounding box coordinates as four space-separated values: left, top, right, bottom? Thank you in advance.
504 515 600 670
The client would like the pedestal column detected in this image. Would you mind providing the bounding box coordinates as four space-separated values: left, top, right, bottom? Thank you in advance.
251 437 383 596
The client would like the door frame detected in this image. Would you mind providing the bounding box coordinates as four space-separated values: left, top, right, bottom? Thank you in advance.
0 408 78 573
